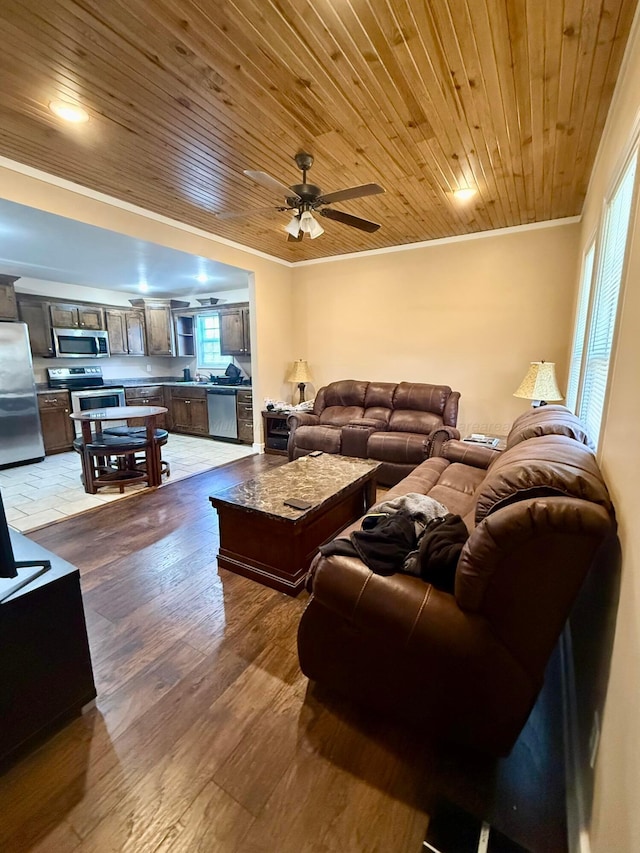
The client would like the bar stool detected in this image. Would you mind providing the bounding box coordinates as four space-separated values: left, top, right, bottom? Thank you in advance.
102 426 170 479
72 433 151 494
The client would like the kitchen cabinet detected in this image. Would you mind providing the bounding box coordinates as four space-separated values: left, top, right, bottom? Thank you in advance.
169 386 208 435
237 390 254 445
0 275 19 320
38 391 74 454
219 305 251 356
124 386 167 429
105 310 146 356
18 301 54 356
129 299 189 357
50 303 104 330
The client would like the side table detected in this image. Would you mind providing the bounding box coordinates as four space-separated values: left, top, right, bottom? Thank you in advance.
262 410 291 455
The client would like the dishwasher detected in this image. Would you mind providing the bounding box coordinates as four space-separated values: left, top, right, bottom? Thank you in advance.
207 388 239 440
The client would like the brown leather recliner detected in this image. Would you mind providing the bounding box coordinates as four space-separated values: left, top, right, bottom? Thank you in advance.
297 407 616 755
287 379 461 486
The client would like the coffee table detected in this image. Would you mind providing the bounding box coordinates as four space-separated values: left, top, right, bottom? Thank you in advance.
209 454 381 596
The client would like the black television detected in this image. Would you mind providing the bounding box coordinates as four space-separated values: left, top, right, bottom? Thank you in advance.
0 489 50 601
0 489 17 579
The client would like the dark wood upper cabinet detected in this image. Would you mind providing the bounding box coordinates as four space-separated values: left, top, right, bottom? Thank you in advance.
18 301 55 357
126 311 146 355
0 275 19 320
50 303 103 330
220 305 251 356
105 309 146 356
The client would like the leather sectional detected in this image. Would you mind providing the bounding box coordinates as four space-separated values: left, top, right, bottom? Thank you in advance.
297 405 615 755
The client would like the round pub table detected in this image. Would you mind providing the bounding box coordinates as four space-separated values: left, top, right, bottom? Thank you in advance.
70 405 168 492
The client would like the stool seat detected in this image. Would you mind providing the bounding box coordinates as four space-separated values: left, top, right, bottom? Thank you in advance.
73 433 148 453
102 426 169 442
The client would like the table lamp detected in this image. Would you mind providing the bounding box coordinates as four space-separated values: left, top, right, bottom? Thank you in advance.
286 359 313 403
513 361 563 407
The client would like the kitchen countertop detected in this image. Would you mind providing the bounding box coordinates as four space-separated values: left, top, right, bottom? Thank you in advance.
36 379 252 392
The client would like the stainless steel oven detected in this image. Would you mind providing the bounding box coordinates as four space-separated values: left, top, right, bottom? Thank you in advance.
70 387 126 435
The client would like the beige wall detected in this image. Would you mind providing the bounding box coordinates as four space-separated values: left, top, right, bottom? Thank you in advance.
0 166 295 437
292 222 580 435
576 11 640 852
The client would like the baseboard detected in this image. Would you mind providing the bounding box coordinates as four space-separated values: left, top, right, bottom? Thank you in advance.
560 626 592 853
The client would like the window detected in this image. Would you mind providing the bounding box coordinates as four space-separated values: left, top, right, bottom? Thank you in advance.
566 242 595 412
196 313 227 370
575 153 637 447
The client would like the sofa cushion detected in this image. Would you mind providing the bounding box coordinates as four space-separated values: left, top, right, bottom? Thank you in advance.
388 409 443 434
425 463 487 522
363 381 396 420
320 405 365 426
507 405 594 450
323 379 368 408
393 382 451 415
367 432 429 465
472 435 613 524
293 424 342 454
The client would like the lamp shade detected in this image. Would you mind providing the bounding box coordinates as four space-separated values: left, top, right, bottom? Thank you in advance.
286 359 313 384
513 361 563 402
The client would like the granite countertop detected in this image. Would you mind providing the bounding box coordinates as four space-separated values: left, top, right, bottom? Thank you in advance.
209 454 380 522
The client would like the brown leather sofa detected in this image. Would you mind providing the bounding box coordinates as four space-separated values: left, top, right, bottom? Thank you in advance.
297 406 615 755
287 379 461 486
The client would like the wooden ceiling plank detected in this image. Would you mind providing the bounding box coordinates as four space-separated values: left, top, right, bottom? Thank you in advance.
568 0 633 205
525 0 548 220
417 0 511 229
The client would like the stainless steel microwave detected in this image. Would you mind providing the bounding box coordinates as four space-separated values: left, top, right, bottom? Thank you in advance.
52 327 110 358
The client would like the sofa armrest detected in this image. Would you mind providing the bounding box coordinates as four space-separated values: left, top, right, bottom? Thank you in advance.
341 418 387 458
442 439 502 468
287 412 320 430
427 426 461 458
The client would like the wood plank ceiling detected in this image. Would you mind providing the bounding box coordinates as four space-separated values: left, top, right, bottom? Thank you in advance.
0 0 637 262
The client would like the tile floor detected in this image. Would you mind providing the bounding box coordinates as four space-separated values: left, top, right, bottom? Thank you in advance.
1 434 256 534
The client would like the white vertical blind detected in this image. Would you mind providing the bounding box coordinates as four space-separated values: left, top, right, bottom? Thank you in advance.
566 243 595 412
579 153 637 446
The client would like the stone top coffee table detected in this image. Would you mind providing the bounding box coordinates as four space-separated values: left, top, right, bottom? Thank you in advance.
209 454 381 595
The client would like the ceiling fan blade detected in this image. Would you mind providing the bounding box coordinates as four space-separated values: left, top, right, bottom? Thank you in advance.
316 183 385 205
217 206 281 220
287 231 304 242
244 170 299 198
320 208 381 233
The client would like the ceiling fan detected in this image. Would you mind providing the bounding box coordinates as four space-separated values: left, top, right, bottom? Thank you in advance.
217 152 385 241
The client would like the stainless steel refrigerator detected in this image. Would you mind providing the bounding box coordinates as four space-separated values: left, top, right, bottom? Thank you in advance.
0 322 45 468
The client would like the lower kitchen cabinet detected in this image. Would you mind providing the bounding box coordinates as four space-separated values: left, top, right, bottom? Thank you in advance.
169 387 209 436
38 392 74 455
236 389 254 445
124 386 168 429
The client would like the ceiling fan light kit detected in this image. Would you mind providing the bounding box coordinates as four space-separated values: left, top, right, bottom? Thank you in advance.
220 152 384 241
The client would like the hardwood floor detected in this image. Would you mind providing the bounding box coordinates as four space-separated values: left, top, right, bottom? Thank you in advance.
0 455 567 852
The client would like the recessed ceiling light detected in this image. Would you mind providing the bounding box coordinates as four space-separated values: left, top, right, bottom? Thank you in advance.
48 100 90 123
139 282 149 293
196 273 208 283
453 186 477 201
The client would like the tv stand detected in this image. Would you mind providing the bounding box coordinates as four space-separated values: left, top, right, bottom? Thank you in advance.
0 532 96 767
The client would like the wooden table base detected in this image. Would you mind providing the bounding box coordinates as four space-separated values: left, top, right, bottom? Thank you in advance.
214 476 376 596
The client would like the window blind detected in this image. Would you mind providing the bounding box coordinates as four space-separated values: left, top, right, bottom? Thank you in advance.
579 154 637 446
566 243 595 412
